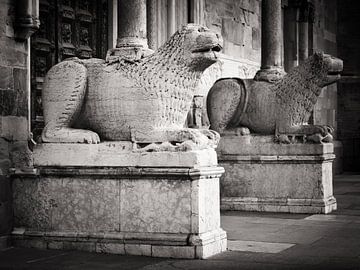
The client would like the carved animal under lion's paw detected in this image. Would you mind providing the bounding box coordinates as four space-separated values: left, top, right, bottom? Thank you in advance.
135 128 220 152
207 52 343 144
41 24 223 149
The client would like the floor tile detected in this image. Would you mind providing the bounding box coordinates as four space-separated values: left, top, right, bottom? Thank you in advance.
227 240 295 253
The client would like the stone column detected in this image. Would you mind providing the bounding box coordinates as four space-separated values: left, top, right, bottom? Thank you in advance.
15 0 40 40
298 1 311 63
107 0 153 61
254 0 286 82
117 0 148 48
108 0 118 49
284 4 298 72
167 0 176 38
189 0 205 25
147 0 157 50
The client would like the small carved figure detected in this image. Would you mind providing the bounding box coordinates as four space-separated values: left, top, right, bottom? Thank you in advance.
207 53 343 143
41 24 222 149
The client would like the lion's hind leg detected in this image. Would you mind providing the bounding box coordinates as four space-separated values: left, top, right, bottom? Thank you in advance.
207 78 247 134
41 60 100 144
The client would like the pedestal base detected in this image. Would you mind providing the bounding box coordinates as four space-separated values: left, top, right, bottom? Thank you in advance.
218 136 337 214
12 143 226 259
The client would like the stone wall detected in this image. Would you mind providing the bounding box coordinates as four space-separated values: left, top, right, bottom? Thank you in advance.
195 0 261 110
337 0 360 172
201 0 261 82
0 0 31 248
204 0 261 63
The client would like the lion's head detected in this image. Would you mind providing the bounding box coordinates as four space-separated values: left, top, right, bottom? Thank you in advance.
156 24 223 72
303 52 343 87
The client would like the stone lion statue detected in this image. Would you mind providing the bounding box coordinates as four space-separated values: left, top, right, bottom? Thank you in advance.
207 52 343 143
41 24 222 149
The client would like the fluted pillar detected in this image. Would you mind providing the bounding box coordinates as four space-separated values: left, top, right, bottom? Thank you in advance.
255 0 286 82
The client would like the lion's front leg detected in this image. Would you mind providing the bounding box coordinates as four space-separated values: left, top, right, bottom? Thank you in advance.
42 122 100 144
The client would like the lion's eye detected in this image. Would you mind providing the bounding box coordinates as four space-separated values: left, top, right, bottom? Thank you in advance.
198 27 206 32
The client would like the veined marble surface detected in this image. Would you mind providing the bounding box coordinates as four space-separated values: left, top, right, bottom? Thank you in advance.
120 179 192 233
13 177 120 232
13 168 222 235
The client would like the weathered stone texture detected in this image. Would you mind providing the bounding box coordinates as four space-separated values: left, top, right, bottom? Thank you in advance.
0 66 13 90
121 179 191 233
0 116 28 141
204 0 261 62
0 0 29 243
12 148 227 258
218 136 337 213
41 25 221 149
207 53 342 144
13 177 120 232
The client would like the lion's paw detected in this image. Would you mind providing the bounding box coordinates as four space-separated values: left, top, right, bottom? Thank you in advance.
78 130 101 144
198 129 220 147
42 127 100 144
306 133 333 144
310 125 333 136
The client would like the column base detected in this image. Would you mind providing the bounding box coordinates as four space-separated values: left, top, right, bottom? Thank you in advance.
106 47 154 63
254 67 286 82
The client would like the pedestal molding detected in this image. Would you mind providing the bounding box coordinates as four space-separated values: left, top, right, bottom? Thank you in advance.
28 166 224 180
221 196 337 214
219 153 335 163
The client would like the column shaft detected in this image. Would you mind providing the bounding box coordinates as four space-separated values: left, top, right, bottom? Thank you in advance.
284 6 298 71
298 1 311 63
298 21 309 63
117 0 148 48
167 0 176 38
254 0 285 82
261 0 283 69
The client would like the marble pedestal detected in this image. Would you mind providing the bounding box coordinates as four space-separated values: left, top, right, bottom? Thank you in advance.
11 142 227 259
218 136 337 214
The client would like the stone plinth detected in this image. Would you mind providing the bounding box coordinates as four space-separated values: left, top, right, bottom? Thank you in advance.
12 143 226 259
218 135 337 214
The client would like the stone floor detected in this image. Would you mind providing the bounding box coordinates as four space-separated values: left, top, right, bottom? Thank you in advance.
1 174 360 270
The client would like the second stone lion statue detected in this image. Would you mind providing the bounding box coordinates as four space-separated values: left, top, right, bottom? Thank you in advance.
41 24 222 149
207 52 343 143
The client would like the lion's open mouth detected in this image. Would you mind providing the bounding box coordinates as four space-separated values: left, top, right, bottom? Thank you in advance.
321 55 343 86
325 55 343 75
192 44 222 53
326 63 343 82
